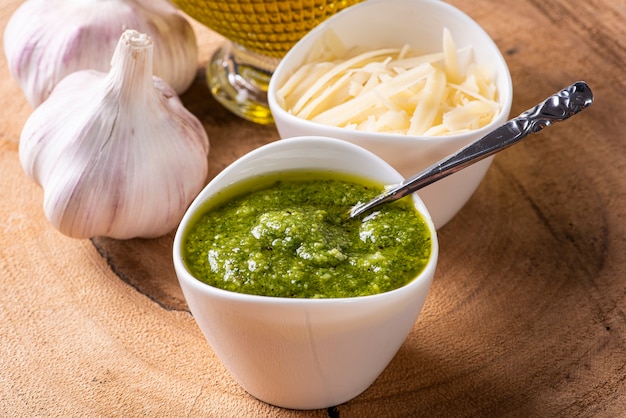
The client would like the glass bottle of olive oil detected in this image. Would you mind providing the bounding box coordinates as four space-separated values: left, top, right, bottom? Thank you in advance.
174 0 363 124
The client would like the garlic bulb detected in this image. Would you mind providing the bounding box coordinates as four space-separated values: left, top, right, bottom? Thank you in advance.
19 30 210 240
4 0 197 107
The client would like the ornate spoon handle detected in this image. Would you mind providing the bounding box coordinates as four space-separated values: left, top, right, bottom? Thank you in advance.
350 81 594 218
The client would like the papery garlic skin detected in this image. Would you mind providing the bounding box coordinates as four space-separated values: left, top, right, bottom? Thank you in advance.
19 30 209 240
4 0 198 107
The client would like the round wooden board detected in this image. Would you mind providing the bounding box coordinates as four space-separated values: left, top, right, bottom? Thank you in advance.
1 0 625 416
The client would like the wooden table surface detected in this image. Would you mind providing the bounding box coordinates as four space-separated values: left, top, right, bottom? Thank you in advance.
1 1 624 416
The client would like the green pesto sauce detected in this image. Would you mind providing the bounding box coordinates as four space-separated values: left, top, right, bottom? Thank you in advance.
182 171 432 298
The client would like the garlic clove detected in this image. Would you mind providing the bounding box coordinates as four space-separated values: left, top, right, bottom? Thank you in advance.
19 30 209 240
3 0 198 107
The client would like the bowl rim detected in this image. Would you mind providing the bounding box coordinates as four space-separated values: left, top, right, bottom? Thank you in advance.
172 136 439 306
267 0 514 144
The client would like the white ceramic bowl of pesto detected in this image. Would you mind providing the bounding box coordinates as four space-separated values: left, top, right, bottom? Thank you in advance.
173 136 438 410
268 0 513 229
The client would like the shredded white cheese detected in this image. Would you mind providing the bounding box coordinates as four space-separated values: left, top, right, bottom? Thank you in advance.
275 28 500 136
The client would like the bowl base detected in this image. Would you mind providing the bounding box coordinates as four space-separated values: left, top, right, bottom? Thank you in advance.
207 41 278 125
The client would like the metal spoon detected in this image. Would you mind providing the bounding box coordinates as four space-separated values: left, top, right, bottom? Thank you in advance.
349 81 594 218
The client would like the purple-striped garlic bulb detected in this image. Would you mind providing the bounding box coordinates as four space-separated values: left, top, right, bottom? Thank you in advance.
19 30 209 240
4 0 198 107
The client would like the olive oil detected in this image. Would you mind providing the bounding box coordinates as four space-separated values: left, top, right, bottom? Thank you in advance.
174 0 363 58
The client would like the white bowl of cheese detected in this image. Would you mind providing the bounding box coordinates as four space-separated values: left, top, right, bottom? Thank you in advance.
268 0 513 228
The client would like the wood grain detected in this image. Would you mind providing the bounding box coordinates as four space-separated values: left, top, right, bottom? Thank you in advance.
1 0 624 416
